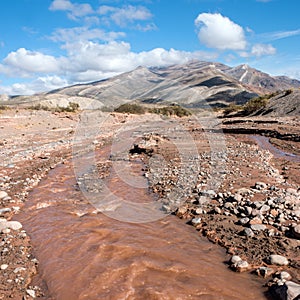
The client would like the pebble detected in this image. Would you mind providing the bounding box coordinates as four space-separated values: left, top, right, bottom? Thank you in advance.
0 264 8 270
250 224 267 231
0 191 8 200
191 217 201 225
244 228 255 237
292 224 300 239
255 182 267 190
280 271 292 281
234 260 249 272
268 254 289 266
26 289 36 298
230 255 242 264
256 266 274 278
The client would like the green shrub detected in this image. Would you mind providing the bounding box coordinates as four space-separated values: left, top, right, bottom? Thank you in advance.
223 104 242 116
242 96 269 115
29 102 80 113
114 103 146 114
149 105 191 117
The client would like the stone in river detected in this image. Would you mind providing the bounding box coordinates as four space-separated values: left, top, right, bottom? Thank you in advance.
268 254 289 266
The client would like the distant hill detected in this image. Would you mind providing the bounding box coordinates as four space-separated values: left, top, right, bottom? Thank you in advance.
2 60 300 110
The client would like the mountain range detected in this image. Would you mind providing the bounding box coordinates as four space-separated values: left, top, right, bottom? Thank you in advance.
2 60 300 109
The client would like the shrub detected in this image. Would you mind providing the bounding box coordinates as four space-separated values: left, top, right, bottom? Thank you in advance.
242 96 269 115
149 105 191 117
28 102 80 113
223 104 242 116
114 103 146 114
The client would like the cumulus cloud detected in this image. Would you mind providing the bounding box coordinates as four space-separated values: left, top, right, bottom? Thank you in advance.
195 13 247 50
251 43 276 56
0 76 68 95
2 48 59 76
0 41 216 94
49 0 94 20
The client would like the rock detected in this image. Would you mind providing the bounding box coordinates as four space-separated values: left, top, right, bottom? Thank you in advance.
255 182 267 190
236 188 252 195
239 217 250 225
230 255 242 264
244 228 255 237
26 289 36 298
268 255 289 266
191 217 201 225
6 221 22 231
0 191 8 200
256 266 274 278
13 267 26 273
280 271 292 281
250 216 263 225
0 264 8 270
271 281 300 300
260 205 271 214
234 260 249 272
233 193 243 202
251 224 267 231
292 224 300 239
214 207 222 214
0 208 11 215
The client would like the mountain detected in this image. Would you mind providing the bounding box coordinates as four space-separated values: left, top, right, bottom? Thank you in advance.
3 60 300 109
225 64 300 92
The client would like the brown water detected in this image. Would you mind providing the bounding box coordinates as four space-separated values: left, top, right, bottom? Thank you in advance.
17 157 267 299
251 135 300 163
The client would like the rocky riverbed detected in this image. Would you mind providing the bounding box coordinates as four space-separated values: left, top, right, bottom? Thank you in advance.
137 116 300 300
0 109 299 299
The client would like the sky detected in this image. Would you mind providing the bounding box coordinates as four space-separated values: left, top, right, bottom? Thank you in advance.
0 0 299 95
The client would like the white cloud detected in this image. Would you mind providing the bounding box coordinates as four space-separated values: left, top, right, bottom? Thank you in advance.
50 27 125 43
195 13 247 50
0 76 68 95
262 29 300 41
0 41 216 94
1 48 59 76
98 5 153 27
251 43 276 56
49 0 94 20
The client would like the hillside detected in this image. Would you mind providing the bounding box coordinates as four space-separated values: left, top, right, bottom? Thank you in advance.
2 60 300 110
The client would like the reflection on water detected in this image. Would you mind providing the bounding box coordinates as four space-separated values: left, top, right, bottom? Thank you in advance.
251 135 300 163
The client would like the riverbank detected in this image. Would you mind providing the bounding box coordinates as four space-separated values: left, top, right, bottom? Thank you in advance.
0 109 299 299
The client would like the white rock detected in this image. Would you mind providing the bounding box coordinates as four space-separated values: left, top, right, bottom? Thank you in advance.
26 289 36 298
251 224 267 231
280 271 292 281
269 254 289 266
0 264 8 270
6 221 22 231
230 255 242 264
0 191 8 200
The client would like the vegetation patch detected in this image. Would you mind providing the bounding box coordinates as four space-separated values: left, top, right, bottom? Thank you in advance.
114 103 146 114
29 102 80 113
149 105 192 117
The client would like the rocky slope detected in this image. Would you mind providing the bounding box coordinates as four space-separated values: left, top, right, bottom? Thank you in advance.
2 61 300 110
254 89 300 117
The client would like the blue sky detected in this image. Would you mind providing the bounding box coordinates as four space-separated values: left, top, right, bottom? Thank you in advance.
0 0 299 95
